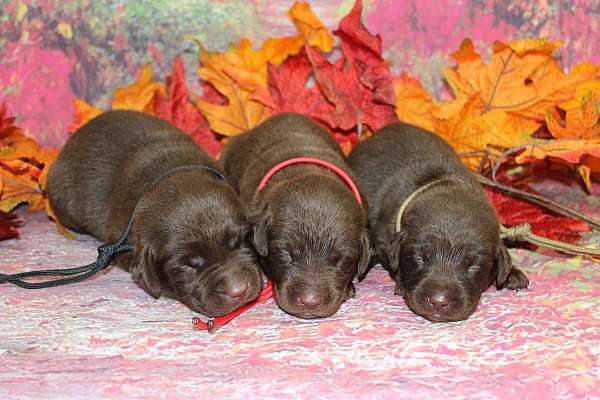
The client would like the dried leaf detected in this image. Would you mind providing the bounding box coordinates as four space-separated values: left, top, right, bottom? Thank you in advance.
513 139 600 188
0 211 21 241
443 38 599 126
288 1 334 52
306 44 397 131
154 56 221 155
486 188 591 244
112 64 164 112
0 105 57 214
434 95 536 168
546 91 600 140
195 2 333 136
334 0 395 106
70 98 102 133
251 50 335 122
393 73 438 132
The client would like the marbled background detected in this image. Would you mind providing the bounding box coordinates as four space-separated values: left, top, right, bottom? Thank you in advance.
1 0 599 147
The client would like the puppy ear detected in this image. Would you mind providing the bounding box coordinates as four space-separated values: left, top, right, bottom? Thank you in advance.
493 242 513 289
129 244 161 299
251 206 271 258
387 231 406 272
357 230 374 281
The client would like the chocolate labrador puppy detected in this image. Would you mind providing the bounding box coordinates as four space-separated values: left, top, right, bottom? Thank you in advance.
220 113 371 319
47 110 263 317
348 123 529 322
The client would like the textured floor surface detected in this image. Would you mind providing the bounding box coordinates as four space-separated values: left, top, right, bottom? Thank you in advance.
1 183 599 400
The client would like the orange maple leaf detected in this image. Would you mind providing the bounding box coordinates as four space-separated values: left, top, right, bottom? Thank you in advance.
442 38 599 130
434 95 536 168
112 64 164 112
546 91 600 140
0 126 57 213
393 73 438 132
195 1 333 136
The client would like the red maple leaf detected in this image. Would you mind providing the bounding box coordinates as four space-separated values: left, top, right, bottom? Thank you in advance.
0 211 21 241
486 188 591 244
154 56 222 156
251 50 335 122
306 44 397 131
334 0 396 106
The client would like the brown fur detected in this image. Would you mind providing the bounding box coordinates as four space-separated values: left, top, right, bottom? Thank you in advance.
348 123 528 322
220 113 371 319
47 110 263 316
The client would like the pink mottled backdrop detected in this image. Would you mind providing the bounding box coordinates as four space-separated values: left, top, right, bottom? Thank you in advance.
2 2 600 399
1 0 599 147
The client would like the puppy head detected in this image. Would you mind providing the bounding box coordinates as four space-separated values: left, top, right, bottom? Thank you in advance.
388 192 511 322
251 186 370 319
129 186 263 317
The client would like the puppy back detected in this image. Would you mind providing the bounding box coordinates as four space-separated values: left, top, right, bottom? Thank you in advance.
47 110 217 240
220 113 347 201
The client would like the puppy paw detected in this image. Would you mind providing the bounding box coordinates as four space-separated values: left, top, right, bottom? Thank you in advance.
393 280 404 296
345 282 356 300
501 267 529 291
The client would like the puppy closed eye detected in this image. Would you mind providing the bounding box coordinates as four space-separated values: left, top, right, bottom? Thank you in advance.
227 235 242 250
189 256 206 271
467 264 481 274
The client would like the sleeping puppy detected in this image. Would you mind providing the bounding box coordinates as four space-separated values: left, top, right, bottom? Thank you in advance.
220 113 371 319
348 123 528 322
47 110 263 317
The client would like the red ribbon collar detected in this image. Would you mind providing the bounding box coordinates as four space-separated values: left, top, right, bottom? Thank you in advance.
193 157 362 331
257 157 363 205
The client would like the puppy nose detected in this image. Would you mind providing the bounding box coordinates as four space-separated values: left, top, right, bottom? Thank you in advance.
427 292 450 310
224 280 248 299
299 291 322 308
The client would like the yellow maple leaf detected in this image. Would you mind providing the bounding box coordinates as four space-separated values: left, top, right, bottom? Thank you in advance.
112 64 164 112
393 73 439 132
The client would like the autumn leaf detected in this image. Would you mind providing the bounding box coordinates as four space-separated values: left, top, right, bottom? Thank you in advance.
112 64 164 112
251 50 335 122
193 41 272 136
69 98 102 133
0 162 46 212
486 188 591 244
442 38 599 125
513 139 600 190
288 2 334 52
195 1 334 136
546 91 600 140
70 65 163 131
393 73 438 132
154 56 221 155
306 44 397 131
334 0 395 107
434 95 537 168
0 104 57 215
0 211 20 241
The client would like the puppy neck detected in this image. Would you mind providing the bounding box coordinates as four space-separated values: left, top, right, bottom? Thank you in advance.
395 178 456 233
